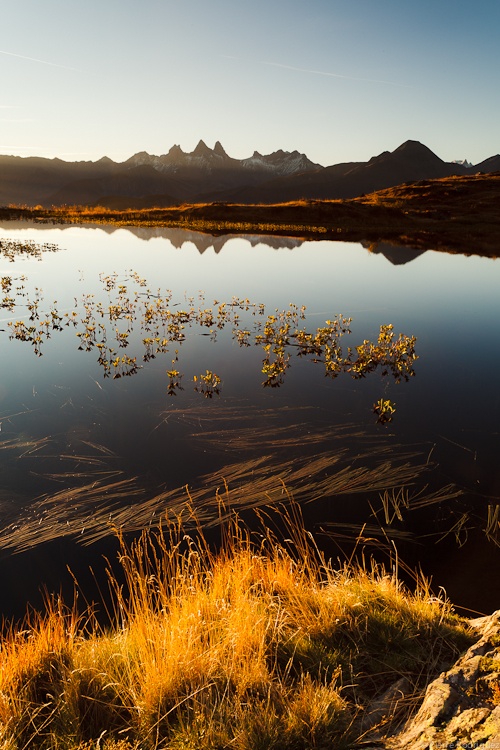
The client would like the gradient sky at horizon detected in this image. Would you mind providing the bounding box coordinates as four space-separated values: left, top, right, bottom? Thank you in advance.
1 0 498 166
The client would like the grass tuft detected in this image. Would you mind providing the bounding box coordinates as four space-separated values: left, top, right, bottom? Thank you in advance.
0 504 473 748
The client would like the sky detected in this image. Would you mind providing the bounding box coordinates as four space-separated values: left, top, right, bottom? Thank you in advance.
1 0 499 167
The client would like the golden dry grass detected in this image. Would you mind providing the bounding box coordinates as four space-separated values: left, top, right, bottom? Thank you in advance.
0 503 473 749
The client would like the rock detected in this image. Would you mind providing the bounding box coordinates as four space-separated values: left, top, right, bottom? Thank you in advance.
387 610 500 749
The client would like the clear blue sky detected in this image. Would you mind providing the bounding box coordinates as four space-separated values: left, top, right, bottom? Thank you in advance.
1 0 498 166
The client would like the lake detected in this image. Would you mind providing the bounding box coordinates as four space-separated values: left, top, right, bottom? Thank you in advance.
1 220 499 618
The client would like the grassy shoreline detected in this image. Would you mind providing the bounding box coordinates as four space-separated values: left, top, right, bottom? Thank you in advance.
0 508 474 750
1 172 499 257
0 173 495 747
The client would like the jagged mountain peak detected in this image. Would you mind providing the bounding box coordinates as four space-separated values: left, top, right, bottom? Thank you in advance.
452 158 473 168
126 142 322 179
6 137 499 209
192 139 212 157
167 144 185 156
213 141 228 157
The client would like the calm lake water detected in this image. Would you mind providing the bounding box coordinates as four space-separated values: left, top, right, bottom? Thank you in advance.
1 221 500 618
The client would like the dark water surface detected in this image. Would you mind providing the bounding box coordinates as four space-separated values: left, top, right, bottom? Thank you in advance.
1 221 499 619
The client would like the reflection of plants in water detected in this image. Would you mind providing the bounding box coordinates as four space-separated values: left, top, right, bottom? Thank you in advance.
292 311 352 380
194 370 221 398
431 504 500 550
261 345 290 387
1 275 27 312
166 368 184 396
5 270 417 413
251 309 416 389
373 398 396 425
0 238 58 262
254 305 303 387
1 277 15 311
0 415 448 553
350 325 417 383
485 505 500 546
380 487 410 524
9 289 67 357
98 351 141 379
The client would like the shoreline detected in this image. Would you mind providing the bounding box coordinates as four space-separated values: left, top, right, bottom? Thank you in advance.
1 171 500 257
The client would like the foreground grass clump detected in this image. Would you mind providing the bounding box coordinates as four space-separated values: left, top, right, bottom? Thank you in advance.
0 508 473 749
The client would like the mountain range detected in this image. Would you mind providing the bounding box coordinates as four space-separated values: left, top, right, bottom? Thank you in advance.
1 140 499 209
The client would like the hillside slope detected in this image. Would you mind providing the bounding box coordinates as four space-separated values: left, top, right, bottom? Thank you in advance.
192 141 474 204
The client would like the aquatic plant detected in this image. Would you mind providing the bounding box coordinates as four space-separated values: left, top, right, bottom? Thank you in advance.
1 276 16 311
373 397 397 424
485 504 500 546
0 238 58 262
379 487 410 525
352 325 417 383
3 271 416 423
194 370 221 398
0 413 463 554
166 368 184 396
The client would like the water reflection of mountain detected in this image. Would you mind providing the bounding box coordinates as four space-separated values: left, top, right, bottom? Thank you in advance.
360 240 427 265
0 221 426 260
0 221 304 254
114 227 304 253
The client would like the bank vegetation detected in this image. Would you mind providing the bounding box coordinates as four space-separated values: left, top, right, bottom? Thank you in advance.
0 505 473 749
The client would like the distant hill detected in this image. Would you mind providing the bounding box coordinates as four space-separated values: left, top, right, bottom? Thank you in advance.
474 154 500 173
194 141 479 204
0 154 120 206
1 139 499 209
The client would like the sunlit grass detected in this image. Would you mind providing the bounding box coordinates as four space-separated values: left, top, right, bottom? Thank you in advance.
0 503 473 749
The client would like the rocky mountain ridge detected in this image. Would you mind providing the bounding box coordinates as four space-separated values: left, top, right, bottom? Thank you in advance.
0 141 321 207
124 140 319 177
1 140 499 208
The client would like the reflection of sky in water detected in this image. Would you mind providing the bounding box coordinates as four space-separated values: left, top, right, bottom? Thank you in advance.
2 223 499 420
1 222 500 615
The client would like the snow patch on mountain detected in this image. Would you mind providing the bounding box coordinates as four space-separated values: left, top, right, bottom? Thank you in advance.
126 141 321 177
241 150 319 175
